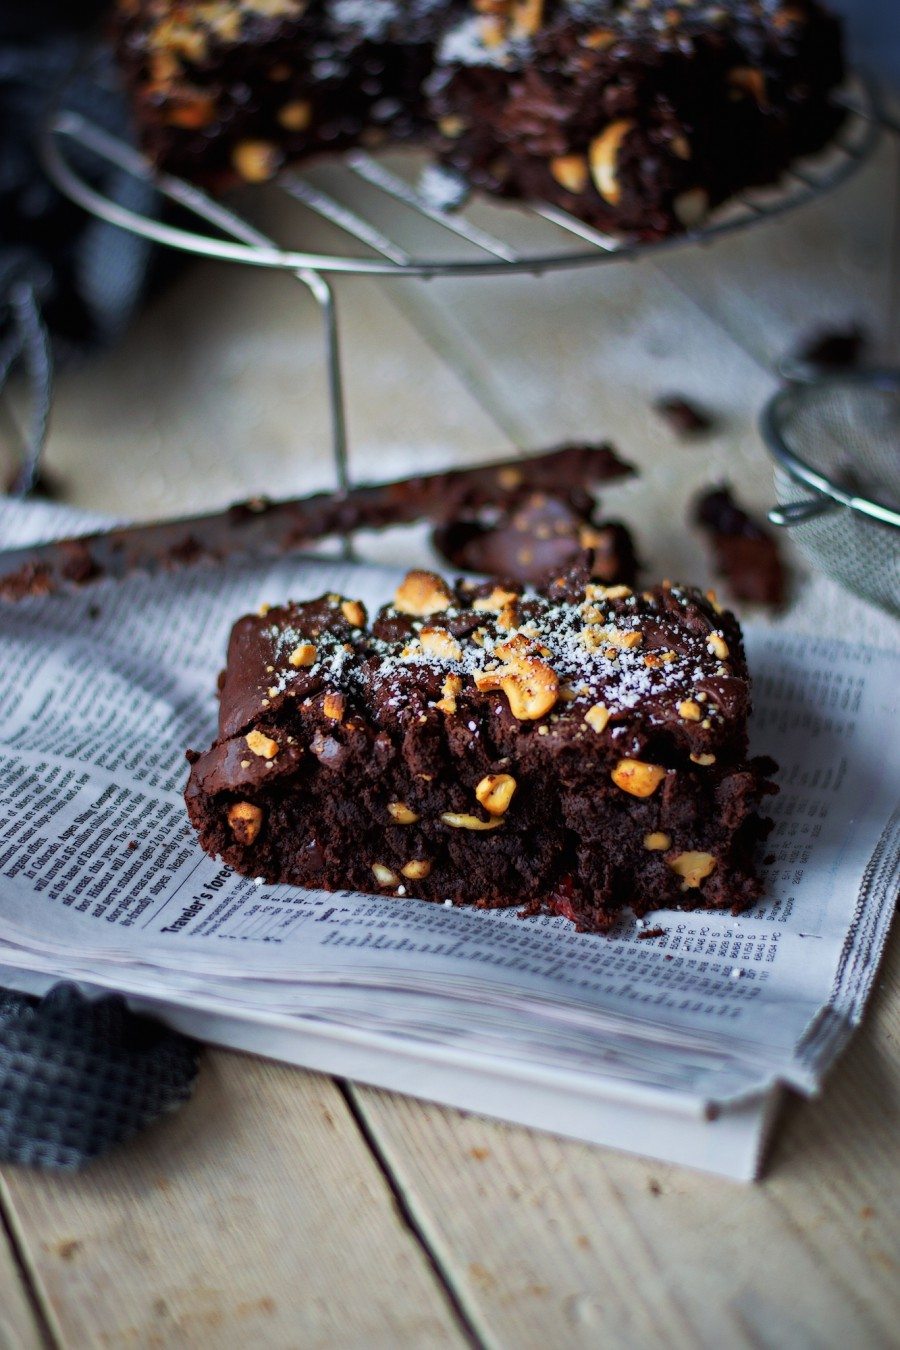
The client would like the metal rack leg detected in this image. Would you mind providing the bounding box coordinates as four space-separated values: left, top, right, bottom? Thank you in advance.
1 280 53 499
296 268 350 501
42 117 357 545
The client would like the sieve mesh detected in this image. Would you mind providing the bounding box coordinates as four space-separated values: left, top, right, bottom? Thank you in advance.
763 373 900 616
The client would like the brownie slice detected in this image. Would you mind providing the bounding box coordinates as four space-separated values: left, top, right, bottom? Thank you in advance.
431 0 845 240
114 0 458 187
185 567 776 931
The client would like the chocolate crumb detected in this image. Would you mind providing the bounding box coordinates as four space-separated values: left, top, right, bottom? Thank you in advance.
167 534 206 566
59 540 99 585
796 324 867 372
0 561 56 601
693 484 786 607
637 926 667 940
654 396 714 438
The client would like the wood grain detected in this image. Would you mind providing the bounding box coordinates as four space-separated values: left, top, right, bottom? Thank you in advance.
350 928 900 1349
0 1189 44 1350
0 1053 466 1349
14 264 511 525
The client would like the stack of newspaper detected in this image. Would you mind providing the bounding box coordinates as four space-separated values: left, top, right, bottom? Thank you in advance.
0 502 896 1179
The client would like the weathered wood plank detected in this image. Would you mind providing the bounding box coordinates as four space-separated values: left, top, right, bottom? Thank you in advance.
1 1053 467 1349
350 927 900 1350
33 263 510 525
652 138 897 374
0 1194 45 1350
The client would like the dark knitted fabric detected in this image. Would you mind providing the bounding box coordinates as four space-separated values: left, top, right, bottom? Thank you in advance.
0 986 199 1169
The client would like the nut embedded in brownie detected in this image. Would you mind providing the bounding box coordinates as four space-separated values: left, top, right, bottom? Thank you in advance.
185 567 777 931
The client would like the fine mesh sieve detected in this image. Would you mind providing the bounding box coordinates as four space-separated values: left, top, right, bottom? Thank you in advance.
761 370 900 615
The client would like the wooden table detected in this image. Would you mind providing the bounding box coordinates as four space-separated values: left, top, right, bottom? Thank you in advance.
1 137 898 1348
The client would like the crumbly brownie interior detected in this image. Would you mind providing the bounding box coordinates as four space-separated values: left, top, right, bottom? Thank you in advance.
185 567 777 931
116 0 844 239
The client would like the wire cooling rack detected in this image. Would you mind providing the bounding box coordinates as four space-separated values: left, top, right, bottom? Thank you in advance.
40 70 880 498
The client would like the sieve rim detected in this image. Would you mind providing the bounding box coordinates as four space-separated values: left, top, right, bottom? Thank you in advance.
760 370 900 531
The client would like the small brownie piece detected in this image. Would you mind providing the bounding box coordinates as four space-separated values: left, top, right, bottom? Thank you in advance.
694 485 787 608
186 567 777 931
794 324 867 372
654 396 714 439
433 487 639 588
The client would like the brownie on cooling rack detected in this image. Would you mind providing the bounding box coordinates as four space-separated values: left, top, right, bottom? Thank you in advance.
185 567 777 932
114 1 844 238
430 0 845 239
113 1 459 187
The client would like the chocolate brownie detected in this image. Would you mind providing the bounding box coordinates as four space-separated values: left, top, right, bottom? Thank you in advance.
433 487 639 587
115 0 845 239
431 0 845 239
114 1 459 187
185 566 777 931
0 443 634 602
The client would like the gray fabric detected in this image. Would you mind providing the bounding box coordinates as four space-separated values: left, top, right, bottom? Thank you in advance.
0 985 199 1170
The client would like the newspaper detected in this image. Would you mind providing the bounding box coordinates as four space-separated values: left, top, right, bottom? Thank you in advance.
0 501 897 1132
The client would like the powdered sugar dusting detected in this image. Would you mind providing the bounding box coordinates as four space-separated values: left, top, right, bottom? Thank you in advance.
252 579 736 748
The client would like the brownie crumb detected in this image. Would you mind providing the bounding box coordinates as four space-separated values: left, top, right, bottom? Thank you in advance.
637 926 667 940
59 540 99 585
654 396 714 438
796 324 867 372
693 485 786 607
0 561 55 602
